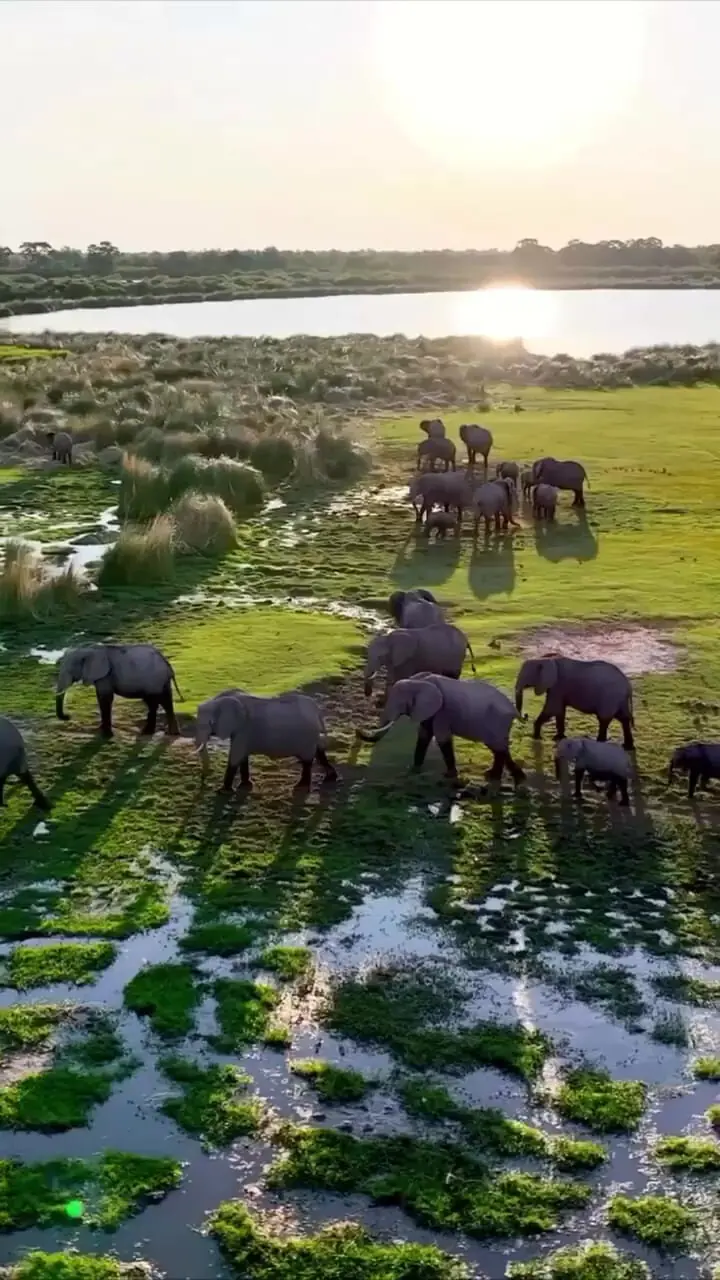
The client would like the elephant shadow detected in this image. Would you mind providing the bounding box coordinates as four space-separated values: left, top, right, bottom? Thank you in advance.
390 525 462 591
468 532 516 600
533 510 599 564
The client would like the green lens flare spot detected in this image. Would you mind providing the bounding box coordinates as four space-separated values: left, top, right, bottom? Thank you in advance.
65 1199 84 1219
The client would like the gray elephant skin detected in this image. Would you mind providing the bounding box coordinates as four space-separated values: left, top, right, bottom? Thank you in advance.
532 483 558 520
56 643 181 737
459 423 493 468
472 478 519 535
555 736 631 806
521 467 534 499
496 460 520 488
47 430 73 464
408 472 473 524
419 418 446 439
0 716 50 809
388 589 443 629
417 437 456 472
424 511 458 539
668 742 720 798
364 623 476 698
531 457 588 506
195 688 337 791
356 673 525 786
515 655 634 747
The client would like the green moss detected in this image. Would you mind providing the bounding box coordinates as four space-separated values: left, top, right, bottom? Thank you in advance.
556 1068 647 1133
159 1056 262 1147
259 945 312 981
400 1023 552 1082
706 1104 720 1128
262 1026 293 1050
123 962 201 1038
3 1252 126 1280
608 1193 696 1249
561 965 646 1024
0 1004 64 1052
546 1136 607 1172
508 1241 650 1279
211 978 279 1052
693 1056 720 1080
268 1125 591 1238
655 1135 720 1172
179 920 260 956
0 1064 113 1132
291 1060 376 1104
60 1016 125 1069
5 942 116 990
651 974 720 1006
325 963 468 1045
211 1202 469 1279
0 1150 181 1231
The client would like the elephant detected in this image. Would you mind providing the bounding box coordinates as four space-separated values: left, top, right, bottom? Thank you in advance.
363 623 476 699
424 511 459 539
532 483 558 521
667 742 720 798
419 418 446 439
356 673 525 786
471 478 519 536
459 423 493 469
388 588 443 629
55 643 181 737
0 717 51 810
47 430 73 465
408 472 474 525
417 437 456 472
555 736 631 806
195 688 337 791
495 460 520 489
521 467 534 500
515 654 634 748
531 457 588 507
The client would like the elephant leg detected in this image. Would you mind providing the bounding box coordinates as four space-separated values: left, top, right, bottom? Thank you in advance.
97 691 114 738
20 770 51 811
506 752 526 786
315 747 338 783
238 757 251 788
160 687 180 736
437 736 458 780
596 718 610 743
141 696 159 735
573 766 586 799
618 778 630 807
688 768 700 799
553 709 566 742
412 720 434 771
699 772 711 790
296 759 313 789
573 489 585 507
486 751 506 781
606 778 617 800
618 714 635 751
532 704 554 741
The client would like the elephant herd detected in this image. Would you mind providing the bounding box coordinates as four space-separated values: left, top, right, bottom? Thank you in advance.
0 596 715 811
412 417 588 536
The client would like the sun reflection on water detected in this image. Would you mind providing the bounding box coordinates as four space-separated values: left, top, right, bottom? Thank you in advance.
453 285 559 343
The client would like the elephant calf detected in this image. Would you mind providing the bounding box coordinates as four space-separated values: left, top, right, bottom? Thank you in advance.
419 418 446 439
196 688 337 791
496 460 520 489
532 483 558 521
388 589 443 629
555 736 631 806
47 430 73 465
521 468 534 500
0 717 50 810
417 437 456 472
472 478 519 536
356 674 525 787
364 623 476 699
56 643 181 737
668 742 720 798
424 511 459 539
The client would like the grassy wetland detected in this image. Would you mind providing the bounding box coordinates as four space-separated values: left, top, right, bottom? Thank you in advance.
2 331 720 1277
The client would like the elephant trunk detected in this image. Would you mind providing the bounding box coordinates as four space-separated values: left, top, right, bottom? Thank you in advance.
55 693 70 721
515 687 526 720
554 758 561 780
355 720 393 745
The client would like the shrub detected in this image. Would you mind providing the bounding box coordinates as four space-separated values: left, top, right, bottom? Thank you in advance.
0 541 85 620
97 517 175 588
172 492 238 556
117 454 169 522
312 427 368 481
195 456 266 515
250 433 297 481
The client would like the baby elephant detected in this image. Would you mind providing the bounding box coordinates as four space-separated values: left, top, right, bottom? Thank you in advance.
496 460 519 488
47 430 73 465
0 717 51 810
424 511 459 540
668 742 720 798
555 736 631 806
521 467 534 500
195 688 337 792
419 418 446 439
417 437 456 472
532 483 558 521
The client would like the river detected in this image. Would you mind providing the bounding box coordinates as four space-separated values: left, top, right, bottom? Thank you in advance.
4 286 720 356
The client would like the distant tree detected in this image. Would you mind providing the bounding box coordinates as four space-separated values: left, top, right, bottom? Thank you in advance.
19 241 53 268
87 241 119 275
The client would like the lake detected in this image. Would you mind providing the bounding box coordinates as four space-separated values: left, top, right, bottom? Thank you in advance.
4 286 720 356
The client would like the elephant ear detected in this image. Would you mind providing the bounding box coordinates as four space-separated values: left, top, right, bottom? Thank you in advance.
408 679 444 724
213 696 245 741
536 656 558 694
388 591 405 622
81 647 111 685
390 630 418 668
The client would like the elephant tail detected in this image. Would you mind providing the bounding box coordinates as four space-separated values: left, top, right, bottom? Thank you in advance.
169 665 183 700
627 691 635 727
465 640 477 674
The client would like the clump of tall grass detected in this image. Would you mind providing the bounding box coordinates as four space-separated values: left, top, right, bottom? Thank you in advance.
0 540 85 620
117 455 170 523
250 434 297 481
97 517 175 588
166 455 265 516
173 492 238 556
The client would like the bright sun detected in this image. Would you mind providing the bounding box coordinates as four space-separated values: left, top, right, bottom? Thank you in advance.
373 0 650 170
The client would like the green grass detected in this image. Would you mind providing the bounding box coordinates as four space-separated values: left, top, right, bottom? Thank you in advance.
259 944 313 981
123 962 202 1038
262 1025 293 1049
693 1057 720 1080
508 1242 650 1279
651 974 720 1006
291 1060 376 1105
400 1023 552 1081
0 1004 65 1052
0 1066 112 1132
555 1068 647 1133
159 1056 263 1147
0 1150 181 1231
211 1202 469 1278
707 1104 720 1128
268 1125 591 1238
97 516 176 588
654 1135 720 1173
211 978 280 1052
179 920 261 956
5 942 116 989
1 1253 128 1280
608 1193 696 1249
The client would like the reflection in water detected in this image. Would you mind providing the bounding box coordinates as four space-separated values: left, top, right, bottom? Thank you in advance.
454 285 558 342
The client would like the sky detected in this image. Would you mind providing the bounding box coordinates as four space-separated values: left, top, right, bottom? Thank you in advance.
3 0 720 252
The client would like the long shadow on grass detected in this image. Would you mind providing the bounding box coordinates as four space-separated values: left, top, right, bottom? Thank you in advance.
533 510 599 564
389 526 462 591
468 530 516 599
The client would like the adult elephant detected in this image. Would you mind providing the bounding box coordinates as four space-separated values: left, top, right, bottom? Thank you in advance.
408 472 474 525
531 457 588 507
416 438 456 472
515 655 634 748
363 623 475 699
195 688 337 791
47 430 73 465
388 589 443 629
419 418 446 439
55 643 181 737
459 424 493 469
471 478 519 536
356 673 524 786
0 717 51 809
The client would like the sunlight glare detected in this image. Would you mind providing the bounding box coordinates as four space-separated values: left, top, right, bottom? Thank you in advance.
374 1 650 170
454 286 558 342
